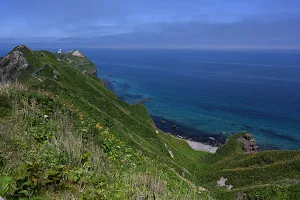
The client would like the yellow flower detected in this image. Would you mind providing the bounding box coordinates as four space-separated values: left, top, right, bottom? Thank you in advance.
96 123 104 130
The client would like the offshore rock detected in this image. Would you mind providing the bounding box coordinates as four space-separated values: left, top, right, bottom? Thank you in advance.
237 133 259 154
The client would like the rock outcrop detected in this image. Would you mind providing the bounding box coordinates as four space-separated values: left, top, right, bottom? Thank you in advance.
0 46 29 81
102 79 110 87
136 97 152 104
89 67 97 77
72 50 85 58
237 133 259 154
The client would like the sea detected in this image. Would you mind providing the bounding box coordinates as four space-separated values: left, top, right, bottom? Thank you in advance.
1 47 300 150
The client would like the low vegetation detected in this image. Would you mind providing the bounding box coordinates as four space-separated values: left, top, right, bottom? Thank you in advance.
0 46 300 199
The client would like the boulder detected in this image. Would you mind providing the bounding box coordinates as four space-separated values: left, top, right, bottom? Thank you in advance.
237 133 259 154
53 70 59 80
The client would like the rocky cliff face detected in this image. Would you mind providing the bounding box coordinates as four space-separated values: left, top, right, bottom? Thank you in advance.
0 46 29 82
72 50 85 58
237 133 259 154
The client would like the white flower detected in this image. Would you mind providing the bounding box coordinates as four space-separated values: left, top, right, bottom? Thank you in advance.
43 115 49 118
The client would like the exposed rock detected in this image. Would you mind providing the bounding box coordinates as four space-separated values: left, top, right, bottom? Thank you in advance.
217 177 227 187
53 70 59 80
160 120 165 124
136 97 152 104
72 50 85 58
235 192 248 200
89 67 97 77
0 49 29 81
102 79 110 87
172 124 177 129
217 176 233 190
237 133 259 154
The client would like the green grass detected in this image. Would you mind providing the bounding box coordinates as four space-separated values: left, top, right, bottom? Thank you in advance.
1 46 300 199
0 84 209 199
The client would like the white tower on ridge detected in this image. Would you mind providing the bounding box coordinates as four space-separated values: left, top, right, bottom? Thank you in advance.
58 49 62 54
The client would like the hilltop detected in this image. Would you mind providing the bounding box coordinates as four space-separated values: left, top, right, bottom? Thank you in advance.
0 46 300 199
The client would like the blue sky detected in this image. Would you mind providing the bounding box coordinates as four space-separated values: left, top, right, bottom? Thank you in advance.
1 0 300 49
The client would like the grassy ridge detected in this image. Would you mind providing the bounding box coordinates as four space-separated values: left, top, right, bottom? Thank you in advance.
1 46 300 199
0 84 210 199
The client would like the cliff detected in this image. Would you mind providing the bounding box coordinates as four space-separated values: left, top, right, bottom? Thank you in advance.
0 46 299 200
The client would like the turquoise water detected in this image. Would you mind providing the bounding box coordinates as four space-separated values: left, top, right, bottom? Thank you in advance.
86 49 300 150
1 48 300 150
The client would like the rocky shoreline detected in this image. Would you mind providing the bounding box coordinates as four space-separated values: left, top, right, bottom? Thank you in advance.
151 115 227 147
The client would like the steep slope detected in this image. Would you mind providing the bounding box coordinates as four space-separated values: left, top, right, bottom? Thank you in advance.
0 46 300 199
0 45 30 81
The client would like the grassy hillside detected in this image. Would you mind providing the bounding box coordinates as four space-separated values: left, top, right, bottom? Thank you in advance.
55 50 97 76
0 46 300 199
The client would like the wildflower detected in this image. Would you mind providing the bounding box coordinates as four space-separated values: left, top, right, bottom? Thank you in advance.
1 148 6 153
43 114 49 118
95 123 103 130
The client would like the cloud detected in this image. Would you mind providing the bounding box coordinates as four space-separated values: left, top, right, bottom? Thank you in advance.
1 0 300 49
46 15 300 49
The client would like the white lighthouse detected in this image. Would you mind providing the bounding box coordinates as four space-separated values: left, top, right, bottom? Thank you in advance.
57 49 62 54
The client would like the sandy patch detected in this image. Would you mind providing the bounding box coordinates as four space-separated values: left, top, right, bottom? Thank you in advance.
185 140 218 153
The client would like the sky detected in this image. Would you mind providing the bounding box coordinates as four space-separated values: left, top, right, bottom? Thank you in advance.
1 0 300 49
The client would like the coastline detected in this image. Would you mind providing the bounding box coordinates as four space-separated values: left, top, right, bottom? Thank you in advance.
151 115 227 147
151 115 225 153
100 78 278 151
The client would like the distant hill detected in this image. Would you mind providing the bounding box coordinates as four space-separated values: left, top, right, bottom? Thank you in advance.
0 45 299 199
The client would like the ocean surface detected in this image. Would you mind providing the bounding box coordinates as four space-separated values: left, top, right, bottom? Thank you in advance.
1 47 300 150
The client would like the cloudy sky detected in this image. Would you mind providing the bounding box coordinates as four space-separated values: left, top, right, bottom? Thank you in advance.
1 0 300 49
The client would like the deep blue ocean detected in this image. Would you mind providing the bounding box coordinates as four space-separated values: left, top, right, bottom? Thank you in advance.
1 47 300 150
